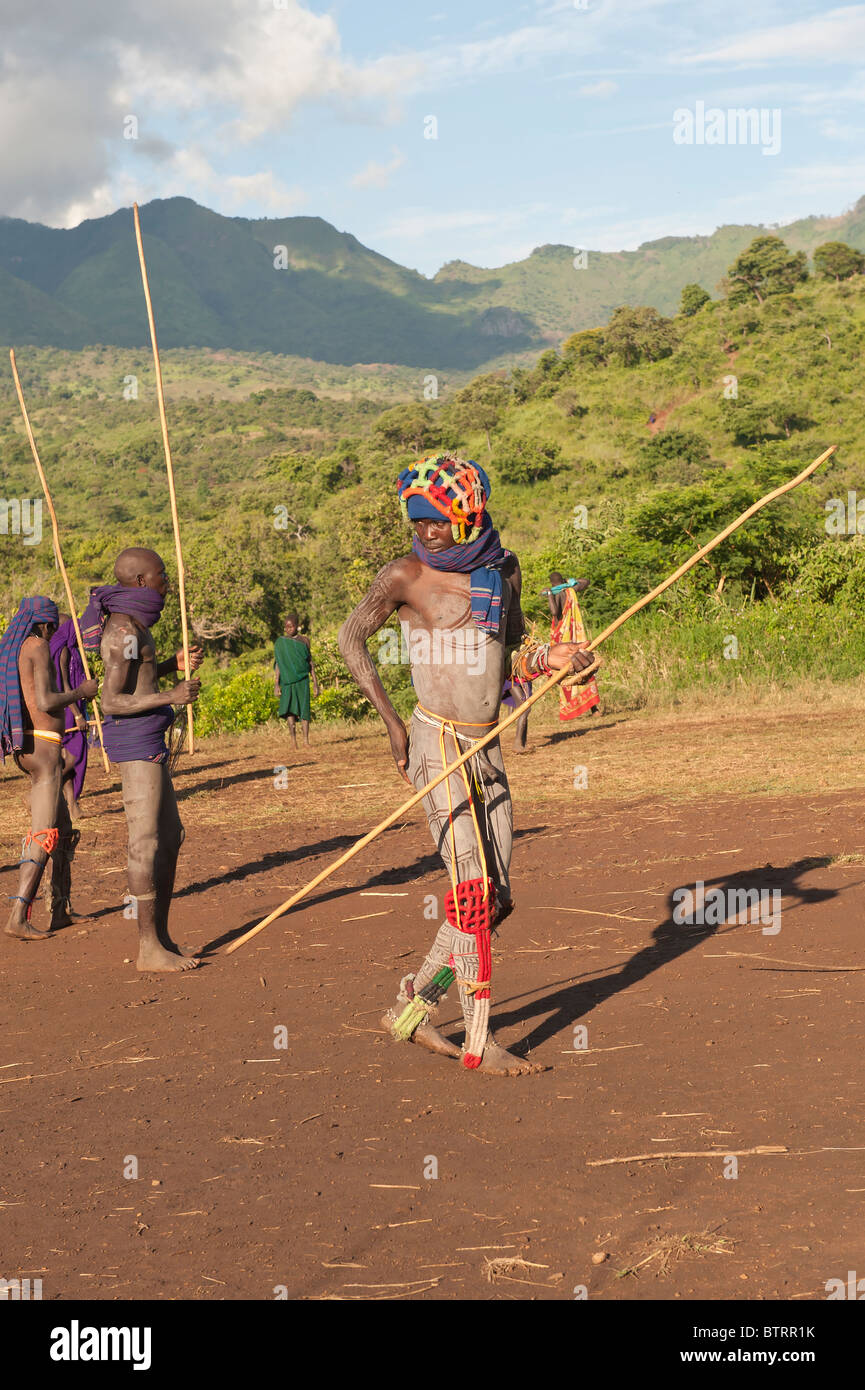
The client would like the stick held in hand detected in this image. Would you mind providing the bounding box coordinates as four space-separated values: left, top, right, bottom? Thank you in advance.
132 202 195 755
9 348 111 775
226 444 837 956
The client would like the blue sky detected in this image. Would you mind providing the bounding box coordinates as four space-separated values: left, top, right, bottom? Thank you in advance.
4 1 865 275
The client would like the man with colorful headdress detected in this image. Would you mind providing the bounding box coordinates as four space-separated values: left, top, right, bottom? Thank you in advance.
338 454 594 1075
1 596 98 940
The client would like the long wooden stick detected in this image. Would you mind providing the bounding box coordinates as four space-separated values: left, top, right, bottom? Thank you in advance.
227 444 837 955
587 1145 788 1167
9 349 111 775
132 202 194 755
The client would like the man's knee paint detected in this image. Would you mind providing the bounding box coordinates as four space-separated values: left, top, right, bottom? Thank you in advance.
129 833 160 873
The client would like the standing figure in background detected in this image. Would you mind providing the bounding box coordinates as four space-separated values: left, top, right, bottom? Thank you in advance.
0 596 98 939
274 614 319 749
50 612 91 821
548 571 600 720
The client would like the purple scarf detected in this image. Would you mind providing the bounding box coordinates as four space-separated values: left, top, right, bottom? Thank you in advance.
50 618 86 692
412 515 510 633
80 584 165 649
50 618 86 730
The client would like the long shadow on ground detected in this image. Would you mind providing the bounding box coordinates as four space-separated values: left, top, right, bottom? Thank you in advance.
480 860 844 1054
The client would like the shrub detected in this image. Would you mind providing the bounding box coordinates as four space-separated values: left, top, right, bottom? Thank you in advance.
195 667 278 736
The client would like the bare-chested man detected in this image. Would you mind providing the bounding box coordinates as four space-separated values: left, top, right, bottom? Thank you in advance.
93 548 203 972
0 596 98 940
338 455 594 1076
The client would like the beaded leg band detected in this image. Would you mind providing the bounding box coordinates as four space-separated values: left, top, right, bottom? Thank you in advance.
391 965 457 1041
446 877 495 1069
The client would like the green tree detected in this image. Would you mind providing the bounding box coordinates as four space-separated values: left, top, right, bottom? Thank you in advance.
561 327 607 366
723 236 808 305
335 489 412 603
679 283 710 317
442 373 510 452
373 403 439 453
813 241 865 281
185 524 304 658
604 306 678 366
639 429 709 479
316 438 361 491
494 436 562 485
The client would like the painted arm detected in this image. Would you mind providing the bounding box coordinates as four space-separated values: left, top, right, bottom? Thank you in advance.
506 562 594 678
101 618 199 715
338 560 411 782
547 590 564 622
29 641 97 714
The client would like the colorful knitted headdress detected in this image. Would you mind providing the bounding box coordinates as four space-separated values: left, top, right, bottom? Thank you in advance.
397 455 491 544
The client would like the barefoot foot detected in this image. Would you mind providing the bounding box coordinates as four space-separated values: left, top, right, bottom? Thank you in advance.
471 1038 547 1076
137 942 200 972
381 1007 461 1060
4 916 51 941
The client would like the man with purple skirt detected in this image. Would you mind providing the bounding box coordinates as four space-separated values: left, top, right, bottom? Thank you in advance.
87 548 204 973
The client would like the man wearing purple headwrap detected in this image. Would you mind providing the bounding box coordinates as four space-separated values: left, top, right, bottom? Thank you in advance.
338 454 595 1077
1 596 99 940
99 548 203 973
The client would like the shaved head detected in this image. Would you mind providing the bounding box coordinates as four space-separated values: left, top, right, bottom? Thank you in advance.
114 548 169 596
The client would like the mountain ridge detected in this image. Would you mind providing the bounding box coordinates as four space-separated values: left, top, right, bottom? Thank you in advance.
1 195 863 368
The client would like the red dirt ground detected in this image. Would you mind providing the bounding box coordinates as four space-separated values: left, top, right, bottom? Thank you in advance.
1 716 864 1302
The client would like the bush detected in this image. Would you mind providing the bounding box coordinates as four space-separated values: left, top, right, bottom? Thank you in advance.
494 436 562 484
311 686 371 722
195 667 278 736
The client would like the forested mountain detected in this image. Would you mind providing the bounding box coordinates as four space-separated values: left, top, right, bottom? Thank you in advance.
1 195 863 369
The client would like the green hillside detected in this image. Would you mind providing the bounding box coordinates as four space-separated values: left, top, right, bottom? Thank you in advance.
1 195 864 369
1 235 865 726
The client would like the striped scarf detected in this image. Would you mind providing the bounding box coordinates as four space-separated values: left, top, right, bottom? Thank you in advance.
412 515 510 633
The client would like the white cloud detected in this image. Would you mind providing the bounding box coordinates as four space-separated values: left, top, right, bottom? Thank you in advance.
379 208 503 241
678 5 865 67
0 0 413 225
818 117 865 141
775 157 865 196
579 80 618 97
147 147 307 216
350 149 406 190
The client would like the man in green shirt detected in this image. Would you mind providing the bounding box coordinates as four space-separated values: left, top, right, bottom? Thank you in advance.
273 614 319 748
